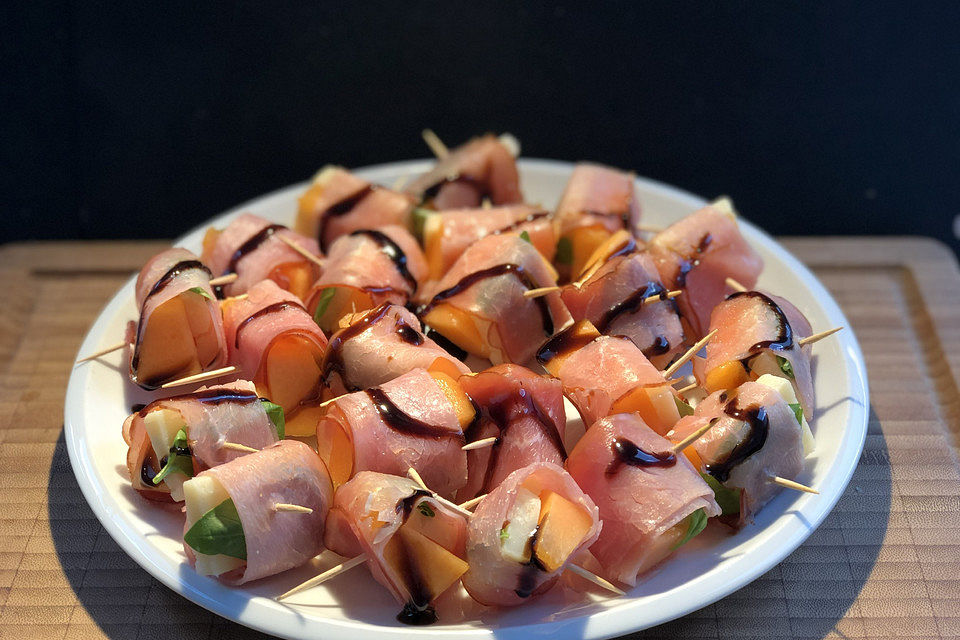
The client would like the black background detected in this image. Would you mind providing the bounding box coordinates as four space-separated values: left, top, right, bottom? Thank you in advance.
4 1 959 254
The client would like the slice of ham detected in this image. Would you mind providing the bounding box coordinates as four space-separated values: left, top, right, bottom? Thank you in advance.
295 166 415 252
561 248 684 368
316 368 467 497
555 163 642 236
456 365 567 501
670 382 804 524
321 303 470 396
699 291 814 417
130 248 228 389
418 234 572 365
202 213 321 299
324 471 468 614
566 413 720 586
461 462 600 606
123 380 279 500
648 205 763 337
404 134 522 209
188 440 333 585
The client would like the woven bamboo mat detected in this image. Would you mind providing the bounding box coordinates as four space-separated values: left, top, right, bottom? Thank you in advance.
0 238 957 640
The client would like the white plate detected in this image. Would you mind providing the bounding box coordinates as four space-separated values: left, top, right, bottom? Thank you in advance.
64 159 869 640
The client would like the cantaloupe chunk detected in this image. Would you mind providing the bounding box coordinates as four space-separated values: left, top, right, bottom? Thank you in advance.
611 384 681 436
427 356 464 380
311 286 375 335
316 414 354 487
263 334 324 437
182 475 245 576
136 296 202 385
633 519 687 576
181 290 220 369
532 490 593 573
201 227 221 260
704 360 750 394
408 499 461 551
429 371 476 429
421 215 446 280
577 229 632 282
566 226 613 281
295 167 339 236
682 445 703 470
421 303 487 359
385 524 468 603
539 320 601 377
270 262 315 302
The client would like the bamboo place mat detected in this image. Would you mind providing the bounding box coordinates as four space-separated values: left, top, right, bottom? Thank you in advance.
0 237 958 640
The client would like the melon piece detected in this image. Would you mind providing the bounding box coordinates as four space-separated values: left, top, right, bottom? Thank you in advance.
566 226 613 282
421 303 487 359
632 519 687 576
135 296 202 385
539 320 601 376
310 286 375 335
385 523 469 603
755 373 814 455
316 412 354 487
500 487 541 564
182 475 245 576
611 384 681 436
577 229 632 282
181 290 221 369
427 356 465 380
263 334 324 437
420 213 446 280
429 371 475 429
143 408 190 501
295 166 339 236
704 360 750 394
201 227 221 261
270 262 315 302
531 490 593 573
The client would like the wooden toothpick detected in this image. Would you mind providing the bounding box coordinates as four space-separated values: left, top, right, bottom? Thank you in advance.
421 129 449 159
675 381 699 395
565 563 627 596
798 326 843 347
662 329 718 378
159 365 237 389
274 503 314 514
209 273 238 287
770 476 819 494
462 436 498 451
671 418 718 454
275 234 324 267
76 341 128 364
456 495 485 511
523 286 561 299
222 442 260 454
725 277 747 293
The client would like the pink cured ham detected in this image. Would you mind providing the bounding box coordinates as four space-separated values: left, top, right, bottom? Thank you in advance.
296 166 415 252
561 247 684 369
456 365 567 501
130 248 228 389
648 205 763 337
316 368 467 497
566 413 720 586
461 462 600 606
555 163 642 236
670 382 804 523
187 440 333 585
324 472 468 618
321 303 470 396
425 205 556 278
699 291 814 417
122 380 280 500
419 234 572 365
202 213 321 299
404 134 522 209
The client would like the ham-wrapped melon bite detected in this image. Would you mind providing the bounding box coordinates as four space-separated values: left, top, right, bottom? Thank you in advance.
461 462 600 606
417 233 573 365
305 226 427 334
404 133 522 210
554 163 643 281
315 368 471 496
456 365 567 502
201 213 321 301
323 471 470 625
561 230 685 368
122 381 282 502
220 280 328 437
413 204 556 280
668 379 814 526
566 413 721 586
320 303 469 397
693 290 815 419
537 320 688 435
128 248 228 390
647 199 763 337
182 440 332 585
296 166 416 252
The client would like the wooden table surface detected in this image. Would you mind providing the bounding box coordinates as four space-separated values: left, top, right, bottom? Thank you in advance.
0 237 958 640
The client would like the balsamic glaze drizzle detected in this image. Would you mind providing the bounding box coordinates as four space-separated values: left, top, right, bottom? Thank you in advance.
491 211 550 235
674 232 714 288
317 185 376 252
704 396 769 482
320 303 395 390
536 323 598 366
233 301 306 348
606 437 676 475
726 291 794 352
395 488 440 625
226 224 287 275
365 387 463 440
423 327 468 361
349 229 418 293
597 281 670 332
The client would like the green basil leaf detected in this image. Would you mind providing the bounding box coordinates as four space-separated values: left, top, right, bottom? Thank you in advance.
184 498 247 560
260 401 285 440
673 508 708 550
519 230 532 244
188 287 213 300
417 502 435 518
499 522 510 542
700 472 741 516
788 402 803 426
312 288 336 326
152 429 193 485
674 396 695 417
776 355 794 379
555 237 573 266
411 207 434 242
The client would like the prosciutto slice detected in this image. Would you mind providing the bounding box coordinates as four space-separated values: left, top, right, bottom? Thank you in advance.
670 382 804 523
202 213 321 299
456 365 566 501
404 134 522 209
189 440 333 585
321 303 470 396
566 413 720 586
324 472 468 618
315 368 468 497
461 462 600 606
295 166 415 252
130 248 228 390
648 204 763 337
418 234 572 365
555 163 642 237
123 380 280 500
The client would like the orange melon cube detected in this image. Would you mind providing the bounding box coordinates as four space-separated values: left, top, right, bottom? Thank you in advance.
421 303 487 359
136 296 202 384
262 334 324 437
532 490 593 573
429 372 476 429
386 524 468 603
704 360 750 394
611 384 680 436
567 226 614 281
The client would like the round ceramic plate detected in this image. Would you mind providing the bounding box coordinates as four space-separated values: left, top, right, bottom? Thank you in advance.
64 159 869 640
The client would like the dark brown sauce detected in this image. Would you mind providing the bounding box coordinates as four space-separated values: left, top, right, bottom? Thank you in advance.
704 396 769 482
597 281 671 331
674 232 713 288
366 387 464 440
349 229 418 293
393 488 438 625
491 211 550 235
137 387 260 418
140 459 159 486
320 303 396 390
419 263 554 336
397 323 424 345
226 224 287 275
606 437 676 475
317 184 375 251
536 322 598 365
130 403 146 413
234 301 306 348
727 291 794 352
515 525 549 598
424 327 468 361
697 233 713 253
645 335 671 357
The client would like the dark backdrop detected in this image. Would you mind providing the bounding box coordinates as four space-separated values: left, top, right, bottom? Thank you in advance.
4 1 959 253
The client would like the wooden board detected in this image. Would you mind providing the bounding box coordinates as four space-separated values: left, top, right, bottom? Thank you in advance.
0 238 958 640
